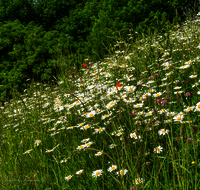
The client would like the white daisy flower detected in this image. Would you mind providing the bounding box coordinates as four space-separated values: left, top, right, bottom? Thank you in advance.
134 103 143 108
92 169 103 178
93 127 105 134
81 138 90 143
85 141 93 148
116 169 128 176
86 111 96 118
135 178 144 184
153 92 162 98
95 151 103 156
196 102 200 111
76 170 83 175
145 111 153 117
189 75 197 79
108 165 117 172
173 115 184 122
158 129 169 136
23 149 32 154
65 175 73 181
154 145 163 153
109 144 117 149
77 144 86 150
130 132 137 139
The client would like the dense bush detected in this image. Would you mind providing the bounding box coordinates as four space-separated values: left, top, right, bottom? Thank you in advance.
0 19 74 104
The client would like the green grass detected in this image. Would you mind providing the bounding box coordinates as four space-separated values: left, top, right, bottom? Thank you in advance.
0 11 200 190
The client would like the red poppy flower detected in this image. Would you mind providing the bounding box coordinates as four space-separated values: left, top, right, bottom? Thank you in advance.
116 82 121 87
83 63 87 67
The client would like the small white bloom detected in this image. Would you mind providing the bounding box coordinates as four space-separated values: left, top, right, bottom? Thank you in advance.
116 169 128 176
65 175 73 181
158 129 169 136
92 169 103 178
154 145 163 153
108 165 117 172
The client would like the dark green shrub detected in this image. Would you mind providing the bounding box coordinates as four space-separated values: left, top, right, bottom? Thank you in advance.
0 19 74 104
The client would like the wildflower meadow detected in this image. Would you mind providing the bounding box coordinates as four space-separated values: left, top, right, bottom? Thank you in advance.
0 10 200 190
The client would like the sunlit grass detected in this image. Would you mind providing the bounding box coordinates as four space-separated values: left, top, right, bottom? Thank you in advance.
0 11 200 190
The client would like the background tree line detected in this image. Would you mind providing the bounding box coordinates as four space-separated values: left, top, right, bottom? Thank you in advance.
0 0 199 105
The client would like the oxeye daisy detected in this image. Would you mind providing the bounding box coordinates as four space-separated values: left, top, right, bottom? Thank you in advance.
65 175 73 181
85 141 93 148
92 169 103 178
135 178 144 184
174 91 183 94
189 75 197 78
109 144 117 149
23 149 32 154
116 169 128 176
195 102 200 111
108 165 117 172
153 92 162 98
49 127 56 131
173 115 184 122
130 132 137 139
81 124 90 130
45 148 56 153
86 111 96 118
60 159 68 163
105 73 111 77
174 86 182 89
154 120 160 125
184 106 195 112
145 111 153 117
101 114 111 120
116 132 123 136
125 85 136 92
81 138 90 143
76 169 83 175
134 103 143 108
158 129 169 135
34 140 41 146
93 127 105 134
154 145 163 153
95 151 103 156
77 144 86 150
67 126 74 130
